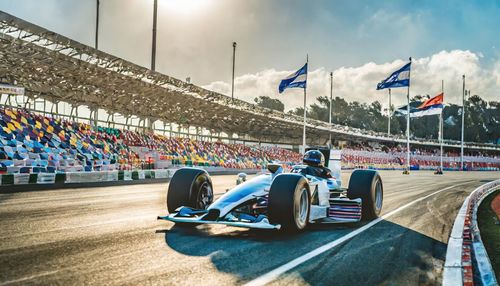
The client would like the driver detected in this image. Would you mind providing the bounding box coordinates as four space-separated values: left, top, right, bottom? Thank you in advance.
300 150 332 179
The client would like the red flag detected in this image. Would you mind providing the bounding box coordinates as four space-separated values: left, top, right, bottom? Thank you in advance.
418 93 443 109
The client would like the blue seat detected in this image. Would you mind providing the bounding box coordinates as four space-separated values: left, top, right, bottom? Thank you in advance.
32 167 47 173
13 152 24 160
19 166 31 173
1 160 14 167
36 160 48 167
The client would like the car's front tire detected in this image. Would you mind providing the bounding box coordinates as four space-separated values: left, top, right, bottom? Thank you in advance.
268 174 310 232
347 169 383 220
167 168 214 213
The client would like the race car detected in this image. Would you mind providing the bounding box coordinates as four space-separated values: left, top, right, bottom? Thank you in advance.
158 149 383 232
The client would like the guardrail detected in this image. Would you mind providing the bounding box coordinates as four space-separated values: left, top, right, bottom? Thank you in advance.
443 179 500 286
0 169 173 185
0 167 262 186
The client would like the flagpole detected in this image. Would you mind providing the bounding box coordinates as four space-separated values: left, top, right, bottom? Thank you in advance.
461 75 465 171
231 42 237 102
406 57 412 172
329 71 333 146
440 80 444 172
388 88 391 136
302 54 308 154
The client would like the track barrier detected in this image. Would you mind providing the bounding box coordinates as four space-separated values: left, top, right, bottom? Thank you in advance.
0 167 261 187
443 179 500 286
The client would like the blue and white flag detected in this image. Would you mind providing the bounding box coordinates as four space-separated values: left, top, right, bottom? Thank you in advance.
377 62 411 90
279 63 307 93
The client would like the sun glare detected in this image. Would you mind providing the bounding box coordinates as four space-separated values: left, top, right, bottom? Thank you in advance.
164 0 212 15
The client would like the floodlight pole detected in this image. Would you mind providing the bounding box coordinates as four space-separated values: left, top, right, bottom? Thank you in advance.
95 0 100 49
151 0 158 71
329 72 333 145
461 75 465 170
231 42 236 101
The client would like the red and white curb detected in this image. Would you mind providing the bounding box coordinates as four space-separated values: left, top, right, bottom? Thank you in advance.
443 179 500 286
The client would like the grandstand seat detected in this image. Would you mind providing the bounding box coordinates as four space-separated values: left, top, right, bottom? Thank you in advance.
1 160 14 167
19 166 31 173
28 152 40 160
36 160 49 167
0 150 7 160
7 166 20 173
32 167 47 173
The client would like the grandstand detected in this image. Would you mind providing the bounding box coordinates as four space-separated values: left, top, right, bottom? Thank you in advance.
0 10 499 178
0 106 304 174
1 106 498 175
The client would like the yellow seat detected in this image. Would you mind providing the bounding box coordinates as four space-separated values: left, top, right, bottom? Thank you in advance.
7 122 15 131
6 110 16 120
12 121 21 130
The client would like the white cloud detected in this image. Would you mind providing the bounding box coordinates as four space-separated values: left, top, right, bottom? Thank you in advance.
203 50 500 111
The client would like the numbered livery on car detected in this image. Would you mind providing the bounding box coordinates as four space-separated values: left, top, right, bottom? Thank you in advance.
158 149 383 232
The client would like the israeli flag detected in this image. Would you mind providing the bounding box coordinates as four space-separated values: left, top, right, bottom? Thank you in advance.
279 63 308 93
376 62 411 90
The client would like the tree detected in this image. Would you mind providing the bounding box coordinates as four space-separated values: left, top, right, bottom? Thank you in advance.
287 94 499 144
254 96 285 112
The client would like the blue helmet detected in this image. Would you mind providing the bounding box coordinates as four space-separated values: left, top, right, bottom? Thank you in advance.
303 150 325 167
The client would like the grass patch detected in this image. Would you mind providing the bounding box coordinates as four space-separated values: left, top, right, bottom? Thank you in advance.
477 189 500 280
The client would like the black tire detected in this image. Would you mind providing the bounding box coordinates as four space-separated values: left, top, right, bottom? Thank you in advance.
268 174 310 232
347 169 383 220
167 168 214 213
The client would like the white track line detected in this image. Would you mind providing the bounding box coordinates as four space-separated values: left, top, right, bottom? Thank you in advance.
0 270 59 286
245 182 470 286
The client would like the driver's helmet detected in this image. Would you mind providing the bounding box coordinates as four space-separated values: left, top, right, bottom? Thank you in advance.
303 150 325 167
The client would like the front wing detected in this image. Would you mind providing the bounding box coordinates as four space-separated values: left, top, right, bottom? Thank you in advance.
157 214 280 230
158 197 363 230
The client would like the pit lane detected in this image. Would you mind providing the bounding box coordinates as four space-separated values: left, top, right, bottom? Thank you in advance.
0 171 498 285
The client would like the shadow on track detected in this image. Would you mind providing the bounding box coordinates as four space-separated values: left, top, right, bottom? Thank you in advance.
158 219 447 285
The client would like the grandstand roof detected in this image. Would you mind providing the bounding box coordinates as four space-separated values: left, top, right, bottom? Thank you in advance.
0 11 498 151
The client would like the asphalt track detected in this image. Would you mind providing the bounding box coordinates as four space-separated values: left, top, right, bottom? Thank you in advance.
0 171 499 285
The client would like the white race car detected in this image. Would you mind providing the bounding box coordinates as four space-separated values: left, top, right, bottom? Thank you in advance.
158 151 383 232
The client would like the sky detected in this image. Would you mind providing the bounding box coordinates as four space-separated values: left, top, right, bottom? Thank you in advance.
0 0 499 111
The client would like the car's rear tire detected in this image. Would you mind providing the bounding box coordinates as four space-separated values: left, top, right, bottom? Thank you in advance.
167 168 214 213
347 169 383 220
268 174 310 232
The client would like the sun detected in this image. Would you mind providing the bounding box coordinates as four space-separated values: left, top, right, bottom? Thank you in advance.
163 0 212 15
